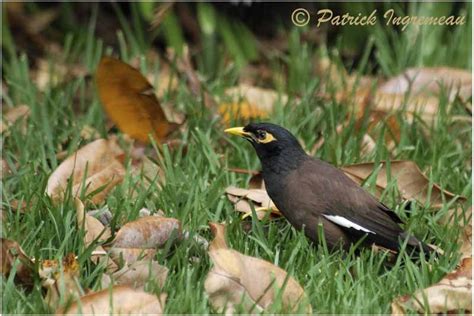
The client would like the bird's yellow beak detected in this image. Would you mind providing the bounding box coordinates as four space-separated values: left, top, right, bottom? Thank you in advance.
224 127 251 138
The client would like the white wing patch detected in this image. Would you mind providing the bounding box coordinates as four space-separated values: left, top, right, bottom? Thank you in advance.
323 214 375 234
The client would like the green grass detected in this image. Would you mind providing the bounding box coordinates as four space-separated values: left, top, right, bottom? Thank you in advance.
1 3 472 314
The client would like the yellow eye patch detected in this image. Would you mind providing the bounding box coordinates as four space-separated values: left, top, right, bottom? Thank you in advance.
257 132 277 144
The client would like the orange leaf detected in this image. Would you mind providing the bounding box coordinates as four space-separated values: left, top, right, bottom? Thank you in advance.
96 57 179 143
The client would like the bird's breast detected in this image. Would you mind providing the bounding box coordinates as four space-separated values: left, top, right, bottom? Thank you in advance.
263 171 310 229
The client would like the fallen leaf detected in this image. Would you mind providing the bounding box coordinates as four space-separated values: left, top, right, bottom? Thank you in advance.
341 161 465 208
57 285 166 315
1 238 34 286
75 199 111 262
204 222 311 313
112 260 168 289
391 257 472 314
219 84 288 124
371 92 442 123
0 105 30 134
113 216 181 249
40 253 83 308
379 67 472 101
96 56 180 143
46 138 125 204
225 186 281 220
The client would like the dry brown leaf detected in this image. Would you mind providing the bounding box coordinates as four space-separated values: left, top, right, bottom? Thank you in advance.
46 138 125 204
113 216 181 249
371 92 443 123
1 105 30 134
341 161 465 208
225 186 281 220
379 67 472 101
1 238 34 286
75 199 111 263
40 254 83 308
204 222 311 313
219 84 288 124
96 56 180 143
391 257 472 314
57 285 166 315
319 61 471 124
112 260 168 289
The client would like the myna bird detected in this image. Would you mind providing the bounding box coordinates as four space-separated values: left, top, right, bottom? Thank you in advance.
225 122 431 254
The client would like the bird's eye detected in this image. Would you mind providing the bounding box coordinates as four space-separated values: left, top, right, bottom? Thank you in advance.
256 130 267 140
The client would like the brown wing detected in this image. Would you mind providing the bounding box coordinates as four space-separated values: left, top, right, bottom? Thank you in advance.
284 158 407 250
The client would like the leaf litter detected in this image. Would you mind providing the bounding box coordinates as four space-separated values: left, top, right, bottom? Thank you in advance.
204 222 312 313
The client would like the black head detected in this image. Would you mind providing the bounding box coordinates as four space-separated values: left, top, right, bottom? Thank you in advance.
225 122 307 171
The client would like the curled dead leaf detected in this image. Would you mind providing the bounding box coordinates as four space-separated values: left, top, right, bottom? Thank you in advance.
204 222 311 313
75 199 111 265
225 186 281 220
391 257 472 314
46 138 125 204
113 216 181 249
1 238 34 286
341 160 465 208
96 57 180 143
112 260 168 289
57 285 166 315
